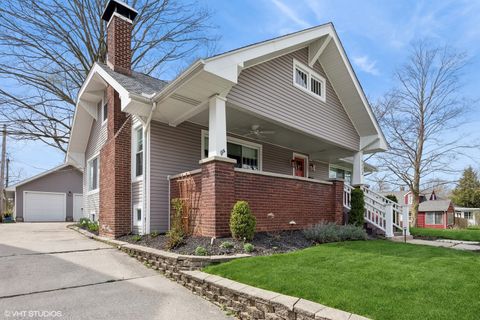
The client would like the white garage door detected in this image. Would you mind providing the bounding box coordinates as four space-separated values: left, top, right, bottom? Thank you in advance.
24 191 66 222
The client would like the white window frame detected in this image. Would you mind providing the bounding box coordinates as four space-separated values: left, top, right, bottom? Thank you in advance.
292 153 308 177
101 92 108 125
292 58 326 102
201 129 263 171
87 153 100 194
329 164 352 184
132 125 144 181
425 212 444 225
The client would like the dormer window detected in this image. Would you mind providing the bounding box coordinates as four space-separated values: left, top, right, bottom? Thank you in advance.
293 59 326 102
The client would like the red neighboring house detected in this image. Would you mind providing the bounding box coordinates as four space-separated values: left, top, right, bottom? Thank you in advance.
417 200 454 229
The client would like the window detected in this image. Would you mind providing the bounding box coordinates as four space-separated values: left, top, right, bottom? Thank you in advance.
88 156 99 191
425 212 443 225
134 127 143 177
293 59 326 101
329 165 352 185
407 194 413 205
202 132 261 170
136 208 142 222
464 212 473 220
102 92 108 124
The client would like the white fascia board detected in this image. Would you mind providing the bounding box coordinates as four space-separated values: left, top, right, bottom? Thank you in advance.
9 163 74 189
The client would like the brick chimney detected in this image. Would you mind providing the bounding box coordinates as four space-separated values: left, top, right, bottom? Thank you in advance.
101 0 138 75
99 0 138 238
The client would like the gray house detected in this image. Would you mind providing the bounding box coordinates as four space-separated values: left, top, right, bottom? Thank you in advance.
6 164 83 222
66 0 389 238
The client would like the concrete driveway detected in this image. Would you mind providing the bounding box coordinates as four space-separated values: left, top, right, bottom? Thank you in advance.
0 223 230 320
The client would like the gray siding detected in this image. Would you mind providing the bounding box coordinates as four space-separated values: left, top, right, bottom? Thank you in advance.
227 47 360 151
15 166 82 220
149 121 331 232
83 101 108 219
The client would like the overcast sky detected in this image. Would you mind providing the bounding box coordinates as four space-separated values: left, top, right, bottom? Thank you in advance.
8 0 480 185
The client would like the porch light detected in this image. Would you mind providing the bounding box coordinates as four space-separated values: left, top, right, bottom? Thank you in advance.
309 162 316 172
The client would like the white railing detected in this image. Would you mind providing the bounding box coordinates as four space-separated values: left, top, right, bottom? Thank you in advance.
343 184 410 238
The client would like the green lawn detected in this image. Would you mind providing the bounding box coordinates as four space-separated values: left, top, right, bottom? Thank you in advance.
204 240 480 320
411 227 480 241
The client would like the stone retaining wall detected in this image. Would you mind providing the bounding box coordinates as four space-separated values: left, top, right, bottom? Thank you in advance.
179 270 370 320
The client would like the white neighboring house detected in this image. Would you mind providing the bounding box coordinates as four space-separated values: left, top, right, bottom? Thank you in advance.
454 207 480 226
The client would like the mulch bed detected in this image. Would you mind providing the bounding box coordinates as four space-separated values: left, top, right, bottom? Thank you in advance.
118 230 315 256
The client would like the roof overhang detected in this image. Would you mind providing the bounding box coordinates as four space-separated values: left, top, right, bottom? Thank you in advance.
67 63 153 166
151 23 387 154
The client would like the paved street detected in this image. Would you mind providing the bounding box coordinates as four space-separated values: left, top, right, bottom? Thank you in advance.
0 223 230 320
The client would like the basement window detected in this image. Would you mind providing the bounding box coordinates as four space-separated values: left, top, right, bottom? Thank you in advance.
293 59 326 102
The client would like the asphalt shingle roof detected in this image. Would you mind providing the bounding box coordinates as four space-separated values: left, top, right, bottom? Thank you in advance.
418 200 452 212
97 62 168 96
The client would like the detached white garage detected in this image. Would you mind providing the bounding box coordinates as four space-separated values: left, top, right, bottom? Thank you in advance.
6 164 83 222
24 192 67 222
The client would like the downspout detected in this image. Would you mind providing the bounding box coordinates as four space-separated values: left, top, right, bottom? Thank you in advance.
142 101 158 234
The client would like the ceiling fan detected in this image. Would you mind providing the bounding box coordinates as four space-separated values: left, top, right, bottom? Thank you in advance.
238 124 275 139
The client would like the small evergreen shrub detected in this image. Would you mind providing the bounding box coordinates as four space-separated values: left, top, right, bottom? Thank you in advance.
349 188 365 226
131 235 142 242
195 246 208 256
386 194 398 203
243 243 254 253
230 201 256 241
150 231 160 238
220 241 234 249
166 198 185 249
303 222 367 243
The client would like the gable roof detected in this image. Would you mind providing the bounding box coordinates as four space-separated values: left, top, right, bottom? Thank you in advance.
418 200 452 212
6 163 80 191
68 23 388 166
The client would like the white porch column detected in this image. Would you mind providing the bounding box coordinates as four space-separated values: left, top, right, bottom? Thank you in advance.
352 150 364 186
208 95 228 158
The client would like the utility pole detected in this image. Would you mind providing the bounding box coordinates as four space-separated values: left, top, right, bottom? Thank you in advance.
0 124 6 215
6 158 10 188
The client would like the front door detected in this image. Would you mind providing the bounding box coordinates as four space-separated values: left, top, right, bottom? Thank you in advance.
293 157 306 177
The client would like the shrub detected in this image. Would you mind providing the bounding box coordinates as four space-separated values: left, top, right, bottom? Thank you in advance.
385 194 398 203
303 222 367 243
79 217 90 227
230 201 256 241
150 231 160 238
87 221 99 232
243 243 254 253
195 246 208 256
220 241 234 249
131 235 142 242
349 188 365 226
166 198 185 249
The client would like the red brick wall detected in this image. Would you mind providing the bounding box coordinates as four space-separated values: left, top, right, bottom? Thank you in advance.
99 86 132 238
107 15 132 75
170 162 343 237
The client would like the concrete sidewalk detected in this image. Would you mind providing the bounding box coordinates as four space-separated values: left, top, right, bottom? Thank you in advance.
0 223 230 320
406 238 480 251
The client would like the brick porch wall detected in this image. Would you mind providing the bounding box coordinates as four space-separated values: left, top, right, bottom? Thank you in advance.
169 159 344 237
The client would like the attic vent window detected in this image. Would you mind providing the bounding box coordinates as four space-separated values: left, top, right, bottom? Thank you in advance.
293 59 326 102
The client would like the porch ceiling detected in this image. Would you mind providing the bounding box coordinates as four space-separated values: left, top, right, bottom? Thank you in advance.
188 104 355 162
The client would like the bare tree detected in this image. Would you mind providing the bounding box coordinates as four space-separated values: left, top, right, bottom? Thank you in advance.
373 40 475 225
0 0 216 152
